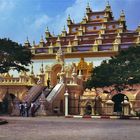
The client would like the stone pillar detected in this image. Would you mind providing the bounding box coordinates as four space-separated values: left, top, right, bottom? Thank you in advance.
105 100 114 115
91 106 95 115
64 90 69 116
121 98 130 116
80 107 84 115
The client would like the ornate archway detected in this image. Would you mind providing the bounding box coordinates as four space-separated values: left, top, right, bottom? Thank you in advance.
85 103 92 115
1 93 17 114
51 64 62 86
112 94 129 113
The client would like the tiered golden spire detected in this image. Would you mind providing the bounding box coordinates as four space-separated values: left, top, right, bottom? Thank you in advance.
136 24 140 32
39 35 45 47
24 37 30 47
105 1 111 12
61 26 67 37
82 13 87 24
86 2 92 14
33 40 36 47
45 26 51 38
56 36 61 46
67 14 72 25
46 26 49 32
40 35 44 43
120 10 125 21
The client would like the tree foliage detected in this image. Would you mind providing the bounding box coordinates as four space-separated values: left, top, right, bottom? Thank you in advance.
86 45 140 92
0 38 32 73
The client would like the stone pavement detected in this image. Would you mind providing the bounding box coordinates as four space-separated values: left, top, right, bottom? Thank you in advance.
0 116 140 140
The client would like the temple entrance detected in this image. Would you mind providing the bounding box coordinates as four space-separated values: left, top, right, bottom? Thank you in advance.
51 64 62 86
112 94 128 113
85 104 92 115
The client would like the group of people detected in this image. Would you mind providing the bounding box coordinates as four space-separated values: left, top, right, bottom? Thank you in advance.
19 102 36 117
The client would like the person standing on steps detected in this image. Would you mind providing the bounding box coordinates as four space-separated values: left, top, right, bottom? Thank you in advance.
24 102 29 117
31 102 36 117
19 102 24 116
47 78 50 89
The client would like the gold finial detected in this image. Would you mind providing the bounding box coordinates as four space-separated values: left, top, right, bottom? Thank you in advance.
86 2 91 13
57 36 61 42
24 36 30 46
45 27 51 38
46 26 49 32
27 36 29 41
67 14 72 25
40 35 44 43
87 2 90 9
107 1 110 6
136 24 140 32
120 10 125 21
105 1 111 12
63 26 66 31
68 14 71 20
82 13 87 23
33 40 35 46
52 31 55 36
26 37 29 43
119 22 123 28
121 10 125 16
117 32 121 38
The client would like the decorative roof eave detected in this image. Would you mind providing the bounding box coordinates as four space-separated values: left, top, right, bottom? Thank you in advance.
68 20 120 27
87 10 105 15
32 51 118 60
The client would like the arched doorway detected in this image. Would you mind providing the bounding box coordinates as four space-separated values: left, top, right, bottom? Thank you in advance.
112 94 129 113
51 64 62 86
1 93 16 114
85 104 92 115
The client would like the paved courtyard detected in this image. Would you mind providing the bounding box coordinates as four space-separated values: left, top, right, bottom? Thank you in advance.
0 116 140 140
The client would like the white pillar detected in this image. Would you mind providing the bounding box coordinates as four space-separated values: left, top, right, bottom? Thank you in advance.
64 90 69 116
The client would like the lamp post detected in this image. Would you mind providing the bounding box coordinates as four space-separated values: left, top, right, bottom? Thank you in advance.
64 90 69 116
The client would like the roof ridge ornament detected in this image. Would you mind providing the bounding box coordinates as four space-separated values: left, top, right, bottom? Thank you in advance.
105 1 111 12
24 36 30 47
86 2 92 14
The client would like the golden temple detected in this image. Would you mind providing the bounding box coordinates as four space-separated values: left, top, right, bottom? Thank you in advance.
0 2 140 117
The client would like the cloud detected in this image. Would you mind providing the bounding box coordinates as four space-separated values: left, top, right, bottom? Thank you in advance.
47 0 105 35
48 0 140 36
0 0 16 12
33 15 51 29
0 0 139 45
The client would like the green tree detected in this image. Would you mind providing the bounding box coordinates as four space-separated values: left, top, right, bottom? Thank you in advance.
86 45 140 93
0 38 32 73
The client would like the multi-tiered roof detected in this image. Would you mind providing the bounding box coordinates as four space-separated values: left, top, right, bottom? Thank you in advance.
25 2 140 59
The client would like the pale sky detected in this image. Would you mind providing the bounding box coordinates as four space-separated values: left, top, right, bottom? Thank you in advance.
0 0 140 45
